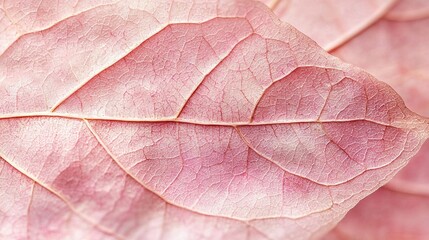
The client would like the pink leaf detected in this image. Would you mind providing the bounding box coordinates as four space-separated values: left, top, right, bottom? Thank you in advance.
322 187 429 240
386 0 429 20
320 8 429 239
264 0 429 238
333 17 429 118
331 8 429 194
323 153 429 240
260 0 396 51
0 0 120 55
0 1 428 239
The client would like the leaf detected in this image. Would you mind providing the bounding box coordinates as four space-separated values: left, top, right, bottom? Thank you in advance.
331 1 429 196
262 1 429 238
260 0 396 51
387 140 429 196
321 186 429 240
0 1 428 239
0 0 122 55
320 6 429 239
333 17 429 118
386 0 429 20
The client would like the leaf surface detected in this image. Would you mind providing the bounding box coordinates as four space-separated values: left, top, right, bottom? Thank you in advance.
260 0 396 51
386 0 429 20
0 0 122 55
333 18 429 118
331 8 429 193
321 9 429 240
0 1 428 239
321 187 429 240
264 0 429 238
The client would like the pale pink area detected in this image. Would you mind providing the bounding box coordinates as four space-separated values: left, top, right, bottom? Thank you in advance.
152 205 261 240
386 0 429 20
261 0 396 50
0 116 268 239
258 0 276 7
322 188 429 240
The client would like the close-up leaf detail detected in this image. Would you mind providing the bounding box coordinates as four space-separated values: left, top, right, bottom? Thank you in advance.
1 0 428 239
260 0 429 239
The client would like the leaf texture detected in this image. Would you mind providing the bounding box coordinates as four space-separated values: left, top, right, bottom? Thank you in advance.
0 0 122 55
321 187 429 240
0 1 428 239
322 4 429 239
262 0 429 238
386 0 429 20
333 17 429 118
331 0 429 197
260 0 396 51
